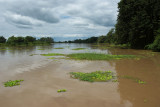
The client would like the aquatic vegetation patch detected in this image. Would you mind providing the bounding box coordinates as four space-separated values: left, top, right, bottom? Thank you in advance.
48 57 55 59
67 53 138 60
38 49 45 50
54 47 64 49
41 53 64 56
72 48 86 50
70 71 114 82
0 48 8 50
3 80 24 87
120 75 146 84
57 89 67 93
29 54 38 56
112 80 118 82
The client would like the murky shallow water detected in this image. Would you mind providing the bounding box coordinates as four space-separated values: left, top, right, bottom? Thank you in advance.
0 43 160 107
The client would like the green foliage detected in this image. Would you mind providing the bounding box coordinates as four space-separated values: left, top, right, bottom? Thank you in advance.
38 37 54 43
25 36 36 43
4 80 24 87
41 53 64 56
147 30 160 51
97 36 107 43
67 53 138 60
60 37 98 43
6 36 54 46
57 89 67 93
0 36 6 43
70 71 113 82
72 48 86 50
105 28 117 44
116 0 160 49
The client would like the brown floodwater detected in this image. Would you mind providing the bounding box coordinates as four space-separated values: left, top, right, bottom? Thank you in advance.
0 43 160 107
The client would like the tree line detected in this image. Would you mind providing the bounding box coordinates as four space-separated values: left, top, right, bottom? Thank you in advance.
61 28 116 44
0 36 54 46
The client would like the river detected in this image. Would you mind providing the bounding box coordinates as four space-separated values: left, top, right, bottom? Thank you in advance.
0 43 160 107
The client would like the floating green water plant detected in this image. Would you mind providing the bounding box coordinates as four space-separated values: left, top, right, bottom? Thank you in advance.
57 89 67 93
70 71 114 82
54 47 64 49
121 75 146 84
29 54 38 56
48 57 55 59
38 49 44 50
72 48 86 50
3 80 24 87
112 80 118 82
67 53 137 60
41 53 64 56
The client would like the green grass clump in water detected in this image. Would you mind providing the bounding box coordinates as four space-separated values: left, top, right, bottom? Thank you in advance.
48 57 55 59
57 89 67 93
38 49 44 50
72 48 86 50
4 80 24 87
41 53 64 56
67 53 137 60
29 54 38 56
54 47 64 49
121 75 146 84
70 71 113 82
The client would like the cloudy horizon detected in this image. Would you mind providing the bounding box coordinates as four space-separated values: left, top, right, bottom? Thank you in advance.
0 0 120 41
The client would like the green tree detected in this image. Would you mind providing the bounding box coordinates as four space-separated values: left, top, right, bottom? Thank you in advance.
105 28 116 43
25 36 36 43
0 36 6 43
116 0 160 49
97 36 107 43
39 37 54 43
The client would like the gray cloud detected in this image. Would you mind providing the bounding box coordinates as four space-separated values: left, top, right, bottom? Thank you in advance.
4 12 43 29
11 7 59 23
0 0 120 39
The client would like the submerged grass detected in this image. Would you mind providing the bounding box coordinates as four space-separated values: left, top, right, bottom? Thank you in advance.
72 48 86 50
70 71 114 82
38 49 45 50
54 47 64 49
57 89 67 93
67 53 138 60
120 75 146 84
3 80 24 87
41 53 64 56
48 57 55 59
29 54 38 56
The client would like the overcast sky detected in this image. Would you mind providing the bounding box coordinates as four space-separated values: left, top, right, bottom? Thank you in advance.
0 0 120 40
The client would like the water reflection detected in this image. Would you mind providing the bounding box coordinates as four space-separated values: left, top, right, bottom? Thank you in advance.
114 57 160 107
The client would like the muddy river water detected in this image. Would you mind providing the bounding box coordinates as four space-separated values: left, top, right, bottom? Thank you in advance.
0 43 160 107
